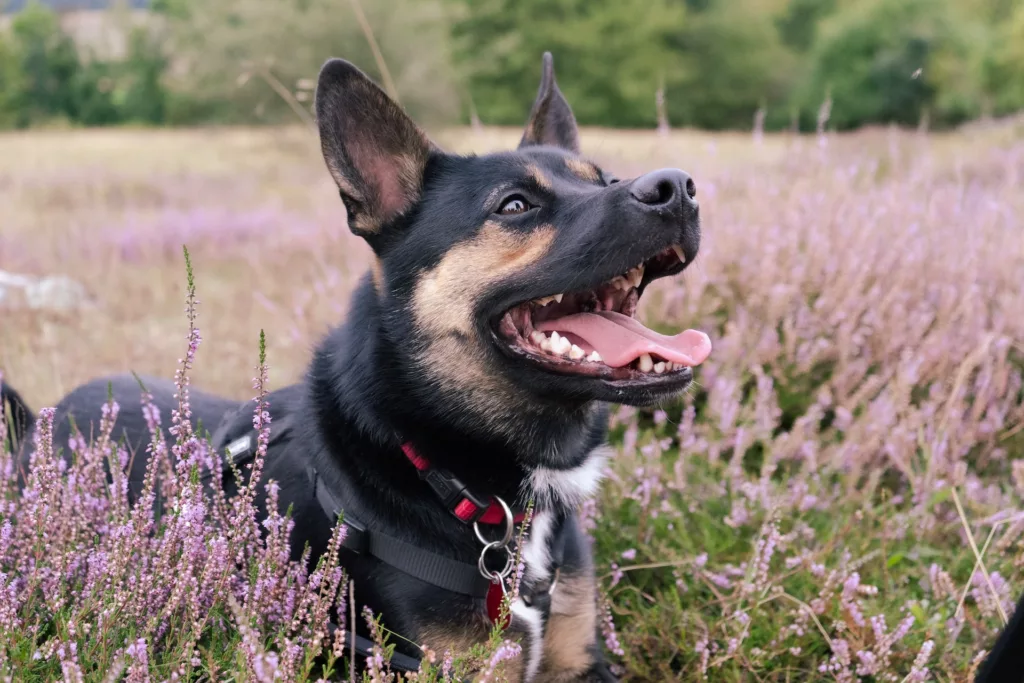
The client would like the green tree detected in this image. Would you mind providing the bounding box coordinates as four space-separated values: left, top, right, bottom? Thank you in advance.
10 1 81 126
800 0 982 129
667 0 797 130
982 2 1024 115
120 26 169 124
0 33 23 128
775 0 837 52
451 0 689 128
162 0 458 126
70 58 121 126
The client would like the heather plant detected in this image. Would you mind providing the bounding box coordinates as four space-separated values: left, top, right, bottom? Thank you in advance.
0 250 348 680
0 249 529 681
589 134 1024 679
2 122 1023 680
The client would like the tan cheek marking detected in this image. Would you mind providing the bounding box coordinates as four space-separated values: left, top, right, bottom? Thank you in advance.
414 221 555 338
527 164 552 190
411 222 556 432
565 158 600 183
540 572 599 679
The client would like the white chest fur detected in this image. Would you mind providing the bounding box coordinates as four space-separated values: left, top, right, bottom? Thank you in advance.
512 446 610 681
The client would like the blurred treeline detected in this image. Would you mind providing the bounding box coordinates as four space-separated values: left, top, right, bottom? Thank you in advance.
0 0 1022 131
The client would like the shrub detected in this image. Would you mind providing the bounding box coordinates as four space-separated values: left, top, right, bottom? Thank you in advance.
8 2 81 127
982 3 1024 116
800 0 984 129
451 0 688 128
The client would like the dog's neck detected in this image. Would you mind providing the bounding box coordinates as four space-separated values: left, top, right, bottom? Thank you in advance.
306 279 610 511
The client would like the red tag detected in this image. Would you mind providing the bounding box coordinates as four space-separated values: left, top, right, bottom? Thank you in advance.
486 582 511 629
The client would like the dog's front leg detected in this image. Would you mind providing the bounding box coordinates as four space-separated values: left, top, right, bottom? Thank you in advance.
533 569 619 683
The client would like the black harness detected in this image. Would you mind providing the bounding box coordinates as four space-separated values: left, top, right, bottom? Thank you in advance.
208 402 567 673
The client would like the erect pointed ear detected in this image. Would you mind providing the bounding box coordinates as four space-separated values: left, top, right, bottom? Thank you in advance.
519 52 580 154
315 58 434 238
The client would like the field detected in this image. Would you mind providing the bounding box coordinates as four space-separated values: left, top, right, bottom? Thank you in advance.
2 121 1024 681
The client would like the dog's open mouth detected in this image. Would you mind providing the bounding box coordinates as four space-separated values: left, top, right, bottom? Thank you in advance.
494 245 712 380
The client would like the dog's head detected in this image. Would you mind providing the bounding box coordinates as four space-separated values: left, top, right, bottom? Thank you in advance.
315 54 710 440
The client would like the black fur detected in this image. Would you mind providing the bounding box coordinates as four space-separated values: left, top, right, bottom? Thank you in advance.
10 53 709 681
975 591 1024 682
519 52 581 153
1 381 35 456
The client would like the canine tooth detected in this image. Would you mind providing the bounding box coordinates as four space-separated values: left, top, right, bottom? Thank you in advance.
535 295 554 306
587 351 602 362
654 362 666 374
569 344 585 360
530 331 546 345
672 244 687 264
553 293 564 304
638 353 654 372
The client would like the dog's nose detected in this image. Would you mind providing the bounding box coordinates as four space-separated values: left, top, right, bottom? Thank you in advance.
629 168 697 211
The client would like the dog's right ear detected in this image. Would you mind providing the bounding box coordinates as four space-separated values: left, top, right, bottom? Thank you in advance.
315 59 434 239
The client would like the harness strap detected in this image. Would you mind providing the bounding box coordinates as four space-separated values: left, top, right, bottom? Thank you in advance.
206 421 495 598
309 466 492 597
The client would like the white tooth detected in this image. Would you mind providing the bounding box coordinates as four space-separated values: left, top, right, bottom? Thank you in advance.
550 331 561 345
540 337 553 352
587 351 603 362
530 331 546 345
654 362 666 374
638 353 654 372
672 245 687 264
553 293 564 303
569 344 585 360
557 337 572 355
535 295 554 306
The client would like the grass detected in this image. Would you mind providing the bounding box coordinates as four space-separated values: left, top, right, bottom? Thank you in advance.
2 119 1024 681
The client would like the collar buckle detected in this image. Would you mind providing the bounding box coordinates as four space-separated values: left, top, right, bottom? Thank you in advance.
418 466 491 524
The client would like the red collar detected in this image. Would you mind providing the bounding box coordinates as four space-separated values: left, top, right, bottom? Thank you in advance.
401 443 526 526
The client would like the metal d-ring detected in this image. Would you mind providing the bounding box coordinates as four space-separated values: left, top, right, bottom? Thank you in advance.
473 496 514 548
477 540 513 591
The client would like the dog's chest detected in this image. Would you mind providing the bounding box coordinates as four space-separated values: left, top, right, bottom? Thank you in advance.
507 446 610 681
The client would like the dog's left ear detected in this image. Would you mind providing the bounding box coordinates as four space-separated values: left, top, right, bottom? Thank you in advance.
519 52 580 154
315 58 434 238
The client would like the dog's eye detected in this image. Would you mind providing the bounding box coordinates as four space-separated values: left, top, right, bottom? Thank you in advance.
498 196 531 215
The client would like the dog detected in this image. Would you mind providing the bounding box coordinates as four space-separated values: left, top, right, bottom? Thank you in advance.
4 53 716 681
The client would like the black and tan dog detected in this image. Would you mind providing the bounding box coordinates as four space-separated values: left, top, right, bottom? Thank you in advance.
3 54 717 681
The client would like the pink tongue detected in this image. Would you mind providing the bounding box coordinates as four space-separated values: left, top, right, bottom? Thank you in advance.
536 311 712 369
